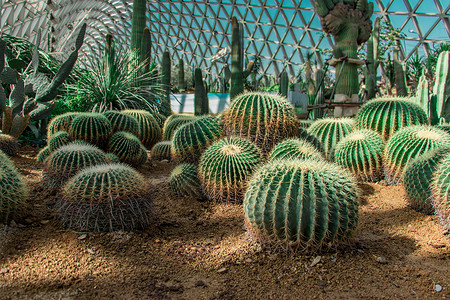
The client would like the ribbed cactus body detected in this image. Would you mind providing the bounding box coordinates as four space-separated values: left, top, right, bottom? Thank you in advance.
404 147 450 214
37 146 51 163
171 116 222 163
47 112 80 138
244 159 359 250
199 137 262 204
300 120 313 129
432 153 450 231
106 153 120 163
103 110 140 136
221 92 299 153
436 124 450 134
122 109 162 149
170 163 203 198
307 118 354 160
68 113 112 147
0 134 18 156
355 97 429 140
162 115 197 140
384 126 450 185
56 163 152 232
298 127 325 154
107 131 147 166
151 141 172 161
334 130 385 182
48 131 71 152
268 138 324 162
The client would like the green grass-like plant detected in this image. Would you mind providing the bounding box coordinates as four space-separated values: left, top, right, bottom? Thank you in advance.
170 163 203 198
107 131 147 166
0 134 18 156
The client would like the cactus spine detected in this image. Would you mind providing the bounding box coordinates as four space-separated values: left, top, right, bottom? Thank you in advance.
122 109 162 149
414 71 429 116
103 110 140 136
170 163 203 198
68 113 112 148
47 112 80 138
194 68 209 115
162 115 197 140
37 146 51 163
48 131 71 152
393 47 408 97
130 0 147 51
310 69 325 119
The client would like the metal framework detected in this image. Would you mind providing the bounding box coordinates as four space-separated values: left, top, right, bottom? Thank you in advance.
0 0 449 78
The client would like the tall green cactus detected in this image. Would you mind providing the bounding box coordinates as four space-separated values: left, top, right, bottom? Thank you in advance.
161 50 172 116
194 68 209 115
130 0 147 51
140 27 152 84
279 70 288 98
414 70 429 116
178 58 186 92
393 47 408 97
430 51 450 124
365 16 380 100
310 69 325 119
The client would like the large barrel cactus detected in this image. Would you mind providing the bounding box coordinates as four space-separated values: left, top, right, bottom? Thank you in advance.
268 138 324 162
404 147 450 214
355 97 429 140
122 109 162 149
244 159 359 250
48 131 71 152
384 126 450 185
170 163 203 198
151 141 172 161
221 92 299 153
432 153 450 232
103 110 140 136
307 118 354 160
107 131 147 166
334 129 385 182
162 115 198 140
0 134 18 156
199 137 262 204
68 113 112 147
56 163 152 232
171 115 222 163
47 112 80 138
37 146 51 163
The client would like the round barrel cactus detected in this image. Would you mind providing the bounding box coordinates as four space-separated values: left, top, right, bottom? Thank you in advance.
0 150 29 223
334 130 385 182
404 147 450 214
268 138 324 162
244 159 359 250
384 125 450 185
122 109 162 149
107 131 148 166
355 97 428 141
151 141 172 161
432 153 450 232
68 113 112 147
298 127 325 154
299 120 313 129
221 92 299 153
170 163 203 198
48 131 71 152
47 112 80 138
307 118 354 160
0 134 18 156
37 146 51 163
56 163 152 232
103 110 140 136
171 115 223 163
199 137 262 204
436 124 450 134
162 115 198 140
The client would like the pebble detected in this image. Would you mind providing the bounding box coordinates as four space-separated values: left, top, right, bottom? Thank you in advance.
245 258 253 263
376 256 388 264
40 220 50 225
87 248 96 255
78 234 88 240
434 284 443 292
195 280 207 287
311 256 321 267
217 267 228 274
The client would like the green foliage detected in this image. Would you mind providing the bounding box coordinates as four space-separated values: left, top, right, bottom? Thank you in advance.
170 163 203 198
199 137 262 204
268 138 324 162
108 131 147 166
432 152 450 231
103 110 140 136
68 113 112 147
0 134 18 156
162 114 197 140
47 112 80 138
244 159 359 250
384 125 450 185
122 109 162 149
37 146 50 163
150 141 172 161
334 129 385 182
56 163 152 232
48 130 71 152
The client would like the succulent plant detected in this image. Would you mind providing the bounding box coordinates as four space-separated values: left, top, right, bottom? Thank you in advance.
199 137 262 204
48 130 71 152
404 147 450 214
107 131 147 166
162 114 197 140
244 159 359 250
268 138 324 162
55 163 152 232
171 115 222 163
36 146 51 163
221 92 299 153
150 141 172 161
68 113 112 147
0 134 18 156
355 97 429 140
307 118 354 160
300 120 313 129
122 109 162 149
384 125 450 185
194 68 209 115
334 129 385 182
432 153 450 231
170 163 203 198
436 124 450 134
106 152 120 163
298 127 325 154
103 110 140 136
47 112 80 138
0 150 29 223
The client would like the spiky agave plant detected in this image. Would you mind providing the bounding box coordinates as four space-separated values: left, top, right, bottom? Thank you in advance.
170 163 203 198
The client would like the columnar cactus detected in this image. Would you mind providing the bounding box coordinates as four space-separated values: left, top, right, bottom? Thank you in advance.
178 58 186 92
432 153 450 232
122 109 162 149
162 115 197 140
161 50 172 116
150 141 172 161
355 97 429 140
198 137 262 204
404 147 450 214
244 159 359 250
108 131 147 166
279 70 288 98
334 129 385 182
48 131 71 152
47 112 80 138
0 134 18 156
103 110 140 136
430 51 450 124
194 68 209 115
221 92 299 153
365 16 380 100
384 126 450 185
268 138 324 162
55 163 152 232
68 113 112 147
171 115 222 163
37 146 51 163
307 118 355 160
170 163 203 198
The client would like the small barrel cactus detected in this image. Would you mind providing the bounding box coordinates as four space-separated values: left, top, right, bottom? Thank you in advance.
0 150 29 223
432 153 450 232
103 110 140 136
106 153 120 163
55 163 152 232
170 163 203 198
268 138 324 162
122 109 162 149
334 130 386 182
384 125 450 185
47 112 80 138
221 92 299 153
404 147 450 214
162 115 198 140
151 141 172 161
171 115 222 163
37 146 51 163
68 113 112 147
0 134 18 156
355 97 428 140
299 120 313 129
48 131 71 152
199 137 262 204
107 131 148 166
244 159 359 250
307 118 355 160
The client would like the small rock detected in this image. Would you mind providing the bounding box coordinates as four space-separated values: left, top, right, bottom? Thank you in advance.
40 220 50 225
9 220 17 228
217 267 228 274
0 268 9 274
376 256 388 264
87 248 96 255
195 280 207 287
311 256 321 267
317 280 327 287
245 258 253 263
434 284 443 292
24 218 33 225
78 234 88 240
155 239 161 243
